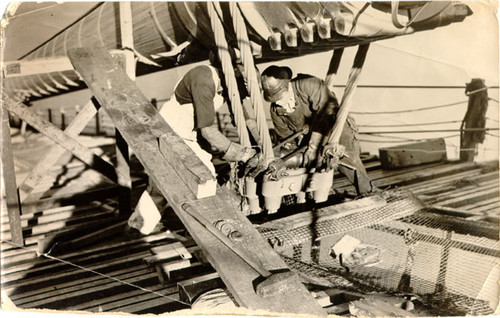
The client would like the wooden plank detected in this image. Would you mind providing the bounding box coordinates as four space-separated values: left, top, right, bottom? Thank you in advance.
185 190 326 315
7 231 173 300
177 272 223 304
260 195 386 231
15 266 150 307
1 106 24 246
67 283 177 312
3 98 130 188
67 45 326 316
18 100 99 202
116 2 134 216
437 187 499 209
2 50 126 78
67 46 214 200
3 56 74 78
22 270 159 309
379 138 447 169
3 249 153 294
159 135 216 198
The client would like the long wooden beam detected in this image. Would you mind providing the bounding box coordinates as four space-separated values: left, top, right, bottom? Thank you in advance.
67 45 326 316
18 99 99 202
1 106 24 246
116 1 135 215
3 98 130 188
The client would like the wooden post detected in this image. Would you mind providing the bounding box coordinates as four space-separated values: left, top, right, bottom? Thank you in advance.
1 106 24 246
116 1 135 216
460 78 488 162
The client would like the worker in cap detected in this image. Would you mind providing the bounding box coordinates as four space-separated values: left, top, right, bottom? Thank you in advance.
127 53 259 235
261 65 374 196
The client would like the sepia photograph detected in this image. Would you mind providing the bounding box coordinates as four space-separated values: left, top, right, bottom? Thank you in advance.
0 1 498 317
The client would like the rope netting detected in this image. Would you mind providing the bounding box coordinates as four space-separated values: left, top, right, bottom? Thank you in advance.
257 190 499 315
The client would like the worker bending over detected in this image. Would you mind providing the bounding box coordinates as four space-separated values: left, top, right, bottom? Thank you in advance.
128 63 258 235
261 65 374 196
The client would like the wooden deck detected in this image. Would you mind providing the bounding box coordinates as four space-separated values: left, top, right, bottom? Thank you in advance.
1 132 498 315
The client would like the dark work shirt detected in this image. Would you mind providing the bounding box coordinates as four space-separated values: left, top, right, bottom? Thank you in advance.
270 74 338 141
174 65 219 129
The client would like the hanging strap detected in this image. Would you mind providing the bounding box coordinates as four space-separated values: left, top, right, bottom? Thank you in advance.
391 1 432 29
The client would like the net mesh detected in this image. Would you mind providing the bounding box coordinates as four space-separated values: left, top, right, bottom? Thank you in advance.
257 190 499 315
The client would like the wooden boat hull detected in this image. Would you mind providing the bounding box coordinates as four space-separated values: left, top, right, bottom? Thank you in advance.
3 1 471 101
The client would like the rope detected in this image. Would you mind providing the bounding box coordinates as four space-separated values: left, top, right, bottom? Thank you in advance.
350 100 467 115
358 120 463 128
230 2 274 163
391 1 432 29
360 128 499 134
465 86 489 96
327 44 370 145
1 239 191 307
325 48 344 91
486 132 500 138
358 134 461 143
489 98 499 103
208 2 251 148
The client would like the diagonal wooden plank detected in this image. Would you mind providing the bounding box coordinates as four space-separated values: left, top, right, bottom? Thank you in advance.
1 106 24 246
3 98 130 188
18 99 99 202
67 45 326 316
68 48 215 199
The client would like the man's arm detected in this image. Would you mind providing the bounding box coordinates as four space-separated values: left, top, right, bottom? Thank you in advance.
200 126 255 162
270 106 295 142
301 77 338 136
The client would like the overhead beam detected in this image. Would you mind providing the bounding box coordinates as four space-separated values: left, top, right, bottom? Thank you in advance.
2 50 126 78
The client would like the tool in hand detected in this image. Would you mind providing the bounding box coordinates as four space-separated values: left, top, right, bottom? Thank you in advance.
181 203 296 297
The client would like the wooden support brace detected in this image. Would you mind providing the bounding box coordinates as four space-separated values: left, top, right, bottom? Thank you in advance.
1 106 24 246
18 99 99 202
3 98 130 188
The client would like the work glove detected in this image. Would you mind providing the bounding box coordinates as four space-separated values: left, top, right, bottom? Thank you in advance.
223 142 256 162
266 158 288 181
244 152 268 178
302 132 323 168
321 142 346 171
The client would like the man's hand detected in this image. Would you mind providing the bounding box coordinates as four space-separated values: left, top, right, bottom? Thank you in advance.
302 144 319 168
244 152 267 178
223 142 256 162
240 147 257 163
321 142 346 171
323 142 345 160
266 158 288 181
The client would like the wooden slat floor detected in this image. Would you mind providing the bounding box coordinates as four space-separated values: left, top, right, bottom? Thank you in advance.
1 132 498 315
